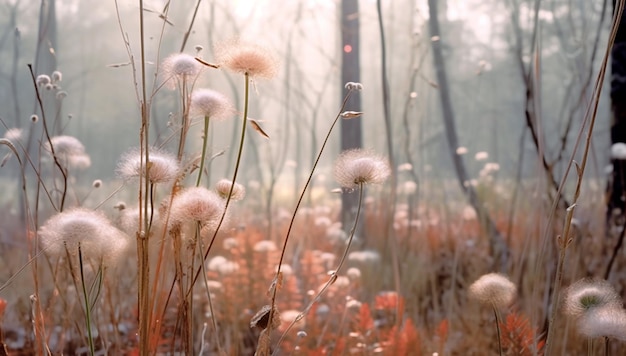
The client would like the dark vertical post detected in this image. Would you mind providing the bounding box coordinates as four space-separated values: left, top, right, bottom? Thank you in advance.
340 0 363 228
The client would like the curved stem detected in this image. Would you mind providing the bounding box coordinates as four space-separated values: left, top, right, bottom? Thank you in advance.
273 183 364 353
78 245 95 356
196 115 211 187
188 72 250 295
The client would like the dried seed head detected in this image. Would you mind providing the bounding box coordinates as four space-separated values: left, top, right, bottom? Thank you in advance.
30 114 39 123
216 40 278 78
563 278 622 318
250 304 281 330
51 70 62 82
36 75 50 86
39 208 129 263
162 53 201 79
190 89 234 120
333 149 391 188
168 187 224 230
468 273 517 308
46 135 86 157
253 240 277 252
117 147 180 184
577 307 626 341
214 179 246 201
92 179 102 188
3 128 22 142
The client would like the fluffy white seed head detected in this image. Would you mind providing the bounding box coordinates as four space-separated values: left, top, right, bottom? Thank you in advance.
214 179 246 201
577 307 626 341
216 40 278 78
333 149 391 188
36 75 50 86
468 273 517 308
190 89 234 120
168 187 224 230
563 278 623 318
46 135 86 157
162 53 201 79
117 147 180 184
3 128 22 141
51 70 62 82
39 208 129 263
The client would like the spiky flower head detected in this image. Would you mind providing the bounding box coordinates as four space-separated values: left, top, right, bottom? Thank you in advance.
216 40 278 78
468 273 517 308
190 89 234 120
333 149 391 188
39 208 129 263
117 147 180 184
563 278 622 318
214 179 246 201
162 53 201 79
168 187 224 231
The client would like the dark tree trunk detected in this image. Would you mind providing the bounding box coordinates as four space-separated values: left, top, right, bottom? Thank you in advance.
340 0 363 228
427 0 508 268
608 0 626 229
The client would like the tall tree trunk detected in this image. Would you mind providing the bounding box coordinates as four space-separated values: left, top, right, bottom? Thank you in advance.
608 0 626 231
340 0 363 228
427 0 508 268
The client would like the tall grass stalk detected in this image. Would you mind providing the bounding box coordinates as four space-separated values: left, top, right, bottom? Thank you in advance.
188 72 251 293
543 1 623 353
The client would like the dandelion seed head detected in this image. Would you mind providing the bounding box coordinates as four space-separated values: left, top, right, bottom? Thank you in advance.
117 147 180 184
47 135 86 157
163 53 201 78
346 267 361 281
169 187 224 229
254 240 277 253
214 179 246 201
577 307 626 340
468 273 517 308
51 70 62 82
68 153 91 170
36 75 50 86
190 89 234 120
39 208 128 263
334 149 391 188
563 278 622 318
216 40 278 78
3 128 22 141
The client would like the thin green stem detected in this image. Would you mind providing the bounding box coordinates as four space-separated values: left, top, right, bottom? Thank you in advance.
78 245 95 356
196 115 211 187
188 72 250 295
493 306 503 356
